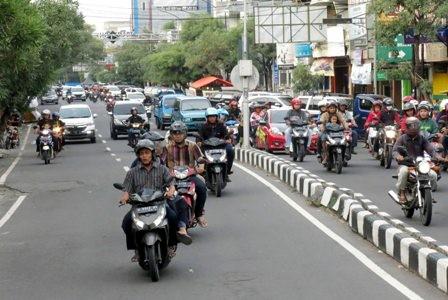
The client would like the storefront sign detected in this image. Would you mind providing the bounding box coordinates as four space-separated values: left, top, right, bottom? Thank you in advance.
295 43 312 58
352 49 363 66
311 58 335 76
351 63 371 85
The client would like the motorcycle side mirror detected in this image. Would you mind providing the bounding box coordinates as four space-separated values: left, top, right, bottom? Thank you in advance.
113 183 124 191
93 113 98 118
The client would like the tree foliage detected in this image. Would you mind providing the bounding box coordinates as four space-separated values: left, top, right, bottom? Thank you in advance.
115 42 151 86
292 63 324 93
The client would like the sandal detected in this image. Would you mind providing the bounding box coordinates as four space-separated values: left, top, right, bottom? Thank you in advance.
176 232 193 245
168 246 177 259
196 216 208 228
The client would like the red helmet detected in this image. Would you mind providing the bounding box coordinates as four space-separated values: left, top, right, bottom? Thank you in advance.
372 100 382 108
291 97 302 108
402 95 415 103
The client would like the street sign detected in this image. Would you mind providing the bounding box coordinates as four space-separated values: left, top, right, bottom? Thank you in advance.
295 43 312 58
273 63 279 85
376 70 388 81
230 63 259 92
377 45 413 63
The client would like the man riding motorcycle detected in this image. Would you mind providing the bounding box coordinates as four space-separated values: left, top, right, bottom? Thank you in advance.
119 140 191 261
164 122 208 228
338 99 358 154
379 98 400 126
199 108 235 181
393 117 439 204
417 103 437 134
126 107 145 146
284 98 310 153
35 109 53 152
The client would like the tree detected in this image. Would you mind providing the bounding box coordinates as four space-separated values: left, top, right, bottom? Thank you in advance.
371 0 448 99
163 21 176 31
291 63 324 93
115 42 152 86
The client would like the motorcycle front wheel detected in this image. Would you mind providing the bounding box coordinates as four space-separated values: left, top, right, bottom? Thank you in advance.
298 143 305 162
420 189 432 226
385 145 393 169
215 172 223 198
146 245 160 282
335 152 343 174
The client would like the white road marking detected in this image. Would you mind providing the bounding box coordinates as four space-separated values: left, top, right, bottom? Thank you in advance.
105 147 111 152
0 157 20 185
111 153 116 157
98 134 103 138
234 163 422 300
116 158 121 162
21 125 32 151
123 166 130 172
0 195 27 229
102 140 106 144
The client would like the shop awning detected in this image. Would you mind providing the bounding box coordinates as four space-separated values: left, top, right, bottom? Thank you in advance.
310 58 335 76
191 76 233 89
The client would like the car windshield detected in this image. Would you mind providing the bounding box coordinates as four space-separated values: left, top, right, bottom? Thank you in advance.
71 87 83 92
163 98 176 107
159 90 175 97
114 104 145 115
107 86 120 91
60 107 91 119
181 99 211 111
270 110 288 123
127 93 144 100
277 96 292 106
45 90 56 96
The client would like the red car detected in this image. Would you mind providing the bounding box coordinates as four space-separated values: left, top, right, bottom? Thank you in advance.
254 109 288 153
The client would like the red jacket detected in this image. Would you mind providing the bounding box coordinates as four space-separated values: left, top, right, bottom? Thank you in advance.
364 111 381 129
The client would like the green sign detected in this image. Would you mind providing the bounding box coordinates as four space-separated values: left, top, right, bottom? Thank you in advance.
376 70 388 81
377 45 413 63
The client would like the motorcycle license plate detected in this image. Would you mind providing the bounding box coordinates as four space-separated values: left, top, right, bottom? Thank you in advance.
330 132 343 138
137 206 158 214
176 181 191 188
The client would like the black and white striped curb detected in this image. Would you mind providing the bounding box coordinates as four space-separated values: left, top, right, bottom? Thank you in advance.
236 148 448 294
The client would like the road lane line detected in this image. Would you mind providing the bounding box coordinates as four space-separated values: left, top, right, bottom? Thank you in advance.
20 125 32 151
105 147 111 152
116 158 121 162
98 134 103 138
234 163 422 300
123 166 130 172
102 140 107 144
0 195 27 229
0 157 21 185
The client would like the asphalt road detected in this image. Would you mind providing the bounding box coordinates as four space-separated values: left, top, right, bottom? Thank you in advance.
0 100 445 299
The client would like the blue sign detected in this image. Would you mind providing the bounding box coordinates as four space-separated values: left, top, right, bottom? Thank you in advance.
273 63 279 85
437 27 448 46
295 43 312 58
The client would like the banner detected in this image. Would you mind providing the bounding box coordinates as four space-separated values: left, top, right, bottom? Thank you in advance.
351 63 372 85
310 58 335 76
276 43 296 67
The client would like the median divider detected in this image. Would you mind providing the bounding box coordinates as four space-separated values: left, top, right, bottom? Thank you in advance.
235 147 448 294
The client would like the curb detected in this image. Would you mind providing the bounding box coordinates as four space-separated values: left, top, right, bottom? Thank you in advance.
235 147 448 294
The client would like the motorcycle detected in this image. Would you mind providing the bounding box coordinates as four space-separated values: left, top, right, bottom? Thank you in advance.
106 98 115 112
171 166 197 228
4 126 20 150
113 183 171 282
367 124 379 158
66 94 74 104
202 137 228 197
323 123 348 174
39 129 54 164
52 125 64 153
388 147 436 226
289 118 309 162
128 122 145 148
225 119 240 146
378 125 398 169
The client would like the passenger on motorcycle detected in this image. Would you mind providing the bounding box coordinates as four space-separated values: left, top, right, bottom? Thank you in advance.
338 99 358 154
227 99 241 121
400 102 417 133
379 98 400 126
199 108 235 181
51 112 65 150
318 101 348 163
126 107 145 146
217 108 229 123
35 109 53 152
284 98 310 152
393 117 439 204
250 103 265 138
435 99 448 123
120 140 189 261
364 100 382 129
417 103 437 134
317 100 328 118
164 122 209 228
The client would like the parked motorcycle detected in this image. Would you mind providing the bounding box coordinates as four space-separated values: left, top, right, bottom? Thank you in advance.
114 183 171 282
202 137 228 197
388 147 436 226
323 123 348 174
289 117 309 162
4 126 20 150
378 125 398 169
39 129 53 164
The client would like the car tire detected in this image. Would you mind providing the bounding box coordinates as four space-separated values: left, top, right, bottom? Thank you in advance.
91 137 96 143
111 129 118 140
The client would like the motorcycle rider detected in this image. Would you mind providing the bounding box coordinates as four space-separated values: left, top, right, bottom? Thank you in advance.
338 99 359 154
317 99 328 118
51 112 65 151
379 98 400 126
284 98 310 153
126 107 145 146
120 140 191 261
35 109 53 152
417 103 437 134
392 117 439 204
227 99 241 121
199 108 234 181
364 100 382 152
164 122 208 228
400 102 416 133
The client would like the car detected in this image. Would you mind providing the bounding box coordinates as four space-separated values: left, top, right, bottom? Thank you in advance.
68 86 86 101
352 94 386 135
296 95 324 118
154 89 176 103
171 96 211 131
40 90 59 105
109 101 149 140
105 85 121 98
254 108 289 153
154 94 182 130
126 92 146 103
59 104 97 143
248 94 292 109
210 92 241 107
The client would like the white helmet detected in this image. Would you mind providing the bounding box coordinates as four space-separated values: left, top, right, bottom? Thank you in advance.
439 99 448 110
318 100 327 108
42 109 51 115
410 99 419 107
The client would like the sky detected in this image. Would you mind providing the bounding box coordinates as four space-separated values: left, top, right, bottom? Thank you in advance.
77 0 132 32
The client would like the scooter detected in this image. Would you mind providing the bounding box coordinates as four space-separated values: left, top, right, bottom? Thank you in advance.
388 146 436 226
289 117 309 162
171 166 197 228
323 123 348 174
202 137 228 197
128 122 145 148
114 183 171 282
39 129 54 164
367 124 380 158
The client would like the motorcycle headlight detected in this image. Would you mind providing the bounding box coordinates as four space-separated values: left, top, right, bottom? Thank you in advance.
328 137 336 145
132 211 145 230
219 151 227 162
205 152 214 162
174 169 188 179
153 206 166 227
418 161 431 174
270 127 281 135
385 130 396 139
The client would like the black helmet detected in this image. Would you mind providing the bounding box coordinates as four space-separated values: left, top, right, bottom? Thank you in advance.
130 107 137 114
134 139 155 156
170 121 187 135
405 117 420 136
403 102 416 111
383 98 393 107
52 112 60 119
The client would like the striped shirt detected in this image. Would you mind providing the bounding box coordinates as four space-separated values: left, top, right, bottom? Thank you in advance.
122 160 173 194
164 140 203 169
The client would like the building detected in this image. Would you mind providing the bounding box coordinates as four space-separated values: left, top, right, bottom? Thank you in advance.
104 21 131 33
131 0 151 34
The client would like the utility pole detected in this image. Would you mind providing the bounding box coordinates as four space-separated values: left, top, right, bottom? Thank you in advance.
242 0 250 149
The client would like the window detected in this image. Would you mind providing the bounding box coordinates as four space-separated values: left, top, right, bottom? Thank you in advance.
142 2 145 10
163 97 176 108
113 104 145 115
360 99 373 111
181 99 211 111
270 110 288 123
60 107 91 119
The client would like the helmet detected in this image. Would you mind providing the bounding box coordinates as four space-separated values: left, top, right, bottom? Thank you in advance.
439 99 448 110
42 109 51 115
417 103 431 111
205 107 218 117
326 101 338 108
217 108 229 117
419 100 432 110
403 102 416 112
130 107 137 114
338 99 348 107
402 95 415 103
405 117 420 136
134 139 155 156
410 99 419 107
52 112 60 119
383 98 393 107
372 100 382 108
291 98 302 108
169 121 187 135
318 100 327 108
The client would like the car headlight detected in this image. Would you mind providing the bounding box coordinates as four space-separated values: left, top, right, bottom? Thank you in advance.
132 212 145 230
183 117 192 122
418 161 431 174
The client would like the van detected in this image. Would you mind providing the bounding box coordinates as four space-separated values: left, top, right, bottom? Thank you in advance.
59 104 97 143
172 96 212 131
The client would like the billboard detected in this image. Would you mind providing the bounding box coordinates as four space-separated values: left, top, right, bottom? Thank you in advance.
276 43 296 68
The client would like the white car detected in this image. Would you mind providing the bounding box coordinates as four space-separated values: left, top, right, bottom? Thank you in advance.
247 94 293 109
126 92 146 103
59 104 97 143
105 85 121 98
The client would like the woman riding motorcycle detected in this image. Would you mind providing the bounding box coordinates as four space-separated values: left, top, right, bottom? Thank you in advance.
400 102 417 133
417 103 437 134
284 98 310 152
